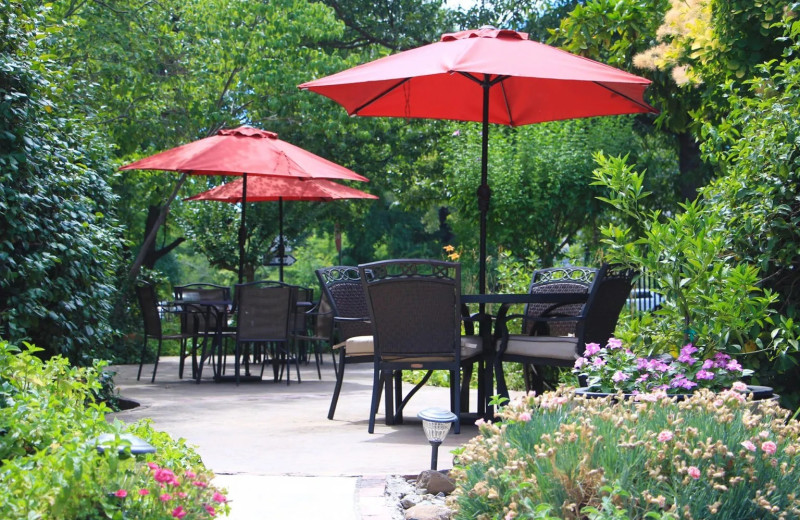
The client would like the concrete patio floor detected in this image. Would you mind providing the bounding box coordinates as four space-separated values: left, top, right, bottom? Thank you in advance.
110 356 484 519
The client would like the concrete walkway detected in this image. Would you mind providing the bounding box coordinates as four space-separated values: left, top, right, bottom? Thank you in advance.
111 357 483 519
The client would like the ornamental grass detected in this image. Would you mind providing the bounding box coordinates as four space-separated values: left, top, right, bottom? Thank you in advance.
450 388 800 520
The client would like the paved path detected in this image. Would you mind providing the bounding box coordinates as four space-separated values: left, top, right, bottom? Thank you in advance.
111 357 482 519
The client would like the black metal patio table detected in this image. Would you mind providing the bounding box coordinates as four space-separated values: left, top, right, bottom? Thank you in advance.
461 291 589 419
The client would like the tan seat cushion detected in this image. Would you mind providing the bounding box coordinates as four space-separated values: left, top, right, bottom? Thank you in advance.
333 335 483 360
503 335 579 361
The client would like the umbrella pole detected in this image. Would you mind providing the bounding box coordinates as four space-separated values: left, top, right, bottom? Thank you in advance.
278 197 284 282
239 172 248 284
477 78 491 299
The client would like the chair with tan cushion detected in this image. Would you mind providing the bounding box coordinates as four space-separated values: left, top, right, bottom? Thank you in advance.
316 266 375 420
494 264 636 399
359 259 484 434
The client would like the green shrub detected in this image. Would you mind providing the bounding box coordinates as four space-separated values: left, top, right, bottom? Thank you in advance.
450 388 800 519
0 340 229 519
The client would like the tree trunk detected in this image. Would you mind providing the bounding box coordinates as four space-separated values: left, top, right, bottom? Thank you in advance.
142 205 185 270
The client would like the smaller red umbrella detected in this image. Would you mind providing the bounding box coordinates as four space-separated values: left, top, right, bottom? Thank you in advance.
185 176 378 280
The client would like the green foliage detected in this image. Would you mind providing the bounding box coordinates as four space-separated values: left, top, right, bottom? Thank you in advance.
0 340 229 519
451 388 800 519
442 117 645 269
0 1 124 363
593 153 780 358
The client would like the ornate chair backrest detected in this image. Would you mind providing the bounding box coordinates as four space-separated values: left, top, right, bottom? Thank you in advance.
359 259 461 359
315 266 373 341
523 267 597 337
578 264 637 350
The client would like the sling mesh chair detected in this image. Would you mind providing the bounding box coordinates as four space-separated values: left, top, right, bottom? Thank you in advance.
316 266 374 420
136 283 192 383
513 266 597 394
173 283 232 379
359 259 484 434
233 281 297 385
291 289 334 380
494 264 636 400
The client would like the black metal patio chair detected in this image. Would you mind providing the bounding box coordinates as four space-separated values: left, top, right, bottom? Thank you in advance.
494 264 636 399
359 259 484 434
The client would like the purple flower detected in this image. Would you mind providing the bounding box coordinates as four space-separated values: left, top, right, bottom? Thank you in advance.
677 353 697 365
636 374 650 382
607 338 623 349
574 357 587 369
612 371 630 383
714 352 731 367
680 344 698 356
584 343 601 356
652 360 671 373
701 359 715 370
726 359 743 372
696 370 715 380
671 377 697 390
636 358 650 370
592 357 606 368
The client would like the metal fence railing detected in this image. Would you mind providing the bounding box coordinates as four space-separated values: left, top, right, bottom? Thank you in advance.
626 274 662 313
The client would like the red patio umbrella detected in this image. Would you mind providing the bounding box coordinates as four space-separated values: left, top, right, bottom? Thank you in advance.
120 126 368 283
299 27 657 295
185 176 378 280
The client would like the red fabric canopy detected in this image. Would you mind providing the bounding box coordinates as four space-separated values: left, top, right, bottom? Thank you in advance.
299 28 656 126
185 176 378 203
120 126 368 182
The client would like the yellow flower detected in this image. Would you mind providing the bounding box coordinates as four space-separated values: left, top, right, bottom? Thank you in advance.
448 252 461 260
443 245 455 253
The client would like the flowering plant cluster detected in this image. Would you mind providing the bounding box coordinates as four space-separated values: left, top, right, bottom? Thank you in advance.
450 388 800 520
109 461 230 519
573 338 751 394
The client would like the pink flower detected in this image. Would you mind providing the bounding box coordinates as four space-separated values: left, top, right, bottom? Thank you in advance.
687 466 701 479
212 492 227 503
160 493 172 502
154 468 176 483
138 489 150 496
114 489 128 498
696 370 715 380
607 338 623 349
518 412 531 422
762 441 777 455
193 481 209 488
177 492 188 498
184 471 197 479
574 357 587 369
732 381 748 392
147 462 159 470
701 359 715 370
612 371 630 383
657 430 674 443
592 357 606 368
741 440 757 452
172 506 187 519
726 359 743 372
452 129 461 137
205 504 217 516
584 343 601 356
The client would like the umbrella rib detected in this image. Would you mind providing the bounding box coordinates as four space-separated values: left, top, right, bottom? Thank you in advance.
353 78 411 115
593 81 657 113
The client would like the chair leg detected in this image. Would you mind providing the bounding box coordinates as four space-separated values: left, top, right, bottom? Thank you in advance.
137 336 149 381
391 370 402 425
460 364 473 413
293 339 302 385
178 338 187 379
150 337 163 383
327 349 347 420
368 368 384 434
495 354 510 401
453 368 461 434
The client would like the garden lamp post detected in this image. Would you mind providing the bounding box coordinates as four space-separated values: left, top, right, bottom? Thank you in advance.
418 408 458 471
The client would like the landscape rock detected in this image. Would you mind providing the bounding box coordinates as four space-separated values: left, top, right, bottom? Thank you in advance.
416 470 456 495
404 503 452 520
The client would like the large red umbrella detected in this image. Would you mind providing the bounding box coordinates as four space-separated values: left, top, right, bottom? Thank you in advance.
185 177 378 280
120 126 368 283
299 27 657 295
